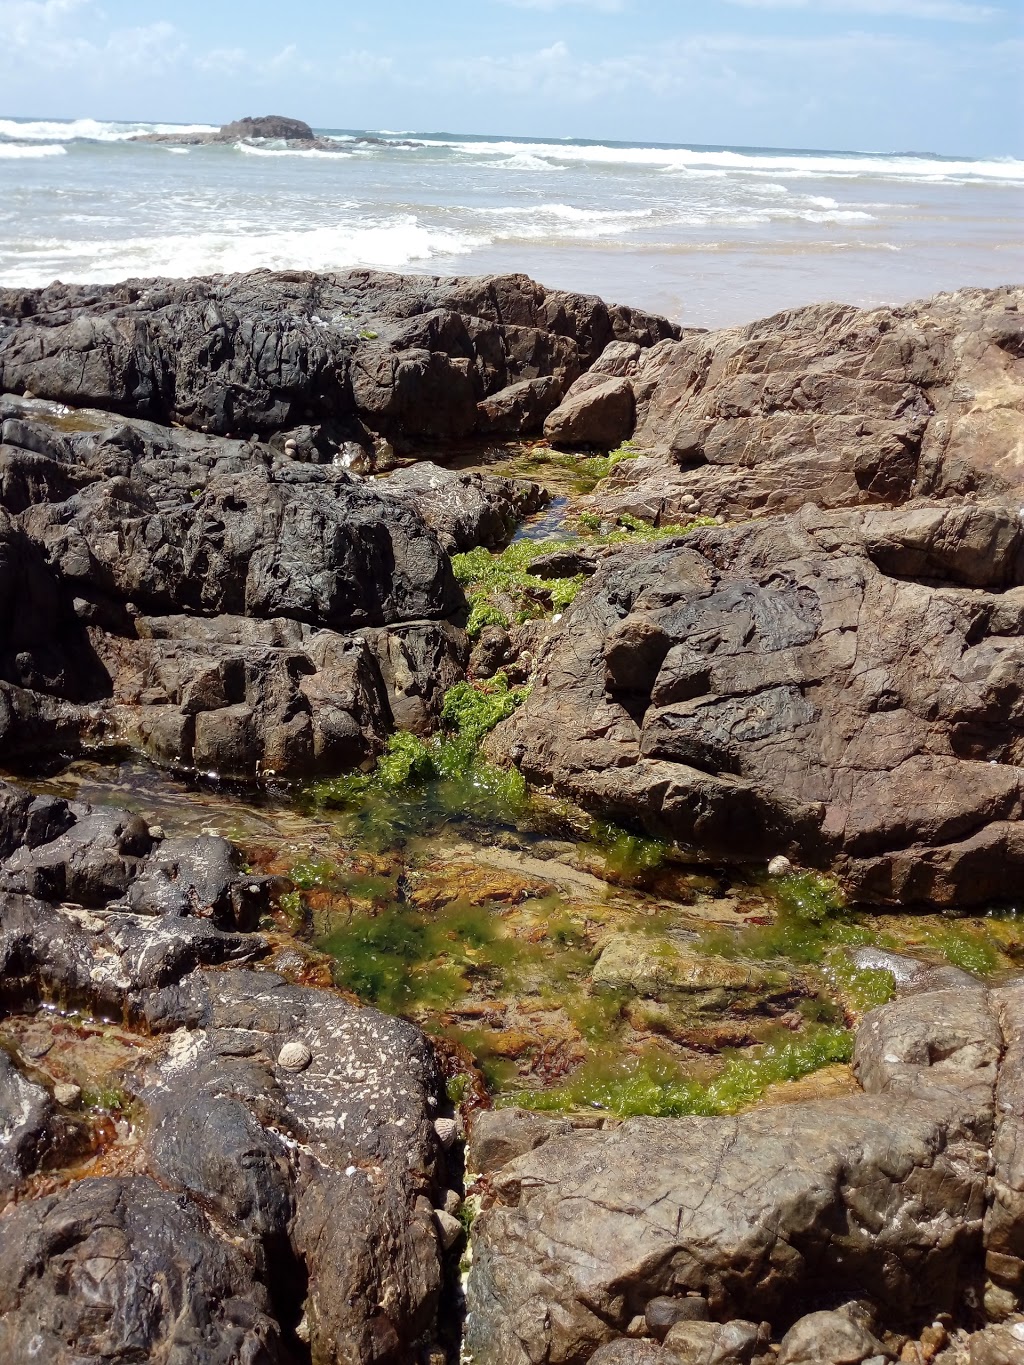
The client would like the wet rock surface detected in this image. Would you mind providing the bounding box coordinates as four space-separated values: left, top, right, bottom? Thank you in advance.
0 775 454 1364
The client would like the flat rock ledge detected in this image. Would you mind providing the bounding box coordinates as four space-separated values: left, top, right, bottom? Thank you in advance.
0 777 458 1364
465 978 1024 1365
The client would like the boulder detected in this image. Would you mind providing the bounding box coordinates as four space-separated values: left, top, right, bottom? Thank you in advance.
645 1296 711 1339
544 377 636 447
777 1309 885 1364
487 505 1024 905
464 987 996 1365
477 376 562 435
382 461 547 553
468 1108 576 1174
662 1319 767 1364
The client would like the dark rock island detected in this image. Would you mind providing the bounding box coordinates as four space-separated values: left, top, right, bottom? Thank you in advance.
131 112 419 151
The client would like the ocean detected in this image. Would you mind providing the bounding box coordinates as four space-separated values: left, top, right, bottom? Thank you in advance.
1 117 1021 328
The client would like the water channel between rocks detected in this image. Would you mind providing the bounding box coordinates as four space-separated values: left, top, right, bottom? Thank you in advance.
4 443 1023 1128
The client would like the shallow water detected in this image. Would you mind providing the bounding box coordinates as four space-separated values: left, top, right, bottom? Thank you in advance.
13 745 1024 1115
5 455 1023 1114
1 119 1021 326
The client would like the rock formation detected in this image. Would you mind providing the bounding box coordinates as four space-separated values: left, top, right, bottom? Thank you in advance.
465 977 1018 1364
0 269 677 443
487 500 1024 906
0 776 455 1362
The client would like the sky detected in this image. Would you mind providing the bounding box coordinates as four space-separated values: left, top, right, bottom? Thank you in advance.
1 0 1021 156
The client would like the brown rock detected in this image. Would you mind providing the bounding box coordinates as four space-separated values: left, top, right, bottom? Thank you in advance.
778 1309 885 1364
544 377 636 447
487 505 1024 906
597 286 1024 525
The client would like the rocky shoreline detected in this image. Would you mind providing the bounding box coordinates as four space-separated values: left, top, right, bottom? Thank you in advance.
1 268 1023 1362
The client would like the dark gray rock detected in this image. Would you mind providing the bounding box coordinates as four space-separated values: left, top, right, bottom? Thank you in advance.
645 1295 711 1339
0 1050 61 1200
383 461 547 553
127 833 270 929
0 806 153 907
0 271 676 442
0 1176 289 1364
477 376 562 435
23 464 461 629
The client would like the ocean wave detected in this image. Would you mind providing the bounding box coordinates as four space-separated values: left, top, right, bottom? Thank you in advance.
477 202 653 224
234 142 349 160
0 118 218 144
490 153 564 172
0 143 67 160
435 137 1024 186
0 218 483 287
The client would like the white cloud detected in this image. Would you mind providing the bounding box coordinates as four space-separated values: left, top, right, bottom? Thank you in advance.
721 0 999 21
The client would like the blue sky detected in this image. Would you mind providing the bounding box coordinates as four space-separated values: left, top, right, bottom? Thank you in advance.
2 0 1021 155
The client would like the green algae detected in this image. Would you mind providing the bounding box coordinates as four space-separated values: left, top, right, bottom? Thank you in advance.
920 921 1004 976
303 679 530 841
452 514 716 638
584 820 669 883
440 675 530 748
505 1024 854 1118
699 873 871 966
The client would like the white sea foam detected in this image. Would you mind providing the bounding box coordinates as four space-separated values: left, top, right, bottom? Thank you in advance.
490 152 564 172
435 137 1024 186
0 218 483 288
0 143 67 159
235 142 350 161
0 118 217 143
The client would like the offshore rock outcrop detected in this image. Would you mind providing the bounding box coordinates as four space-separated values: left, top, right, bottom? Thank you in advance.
0 776 453 1363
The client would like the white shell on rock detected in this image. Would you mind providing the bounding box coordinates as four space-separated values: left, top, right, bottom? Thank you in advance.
277 1041 312 1072
767 855 793 878
433 1116 458 1149
54 1082 82 1107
